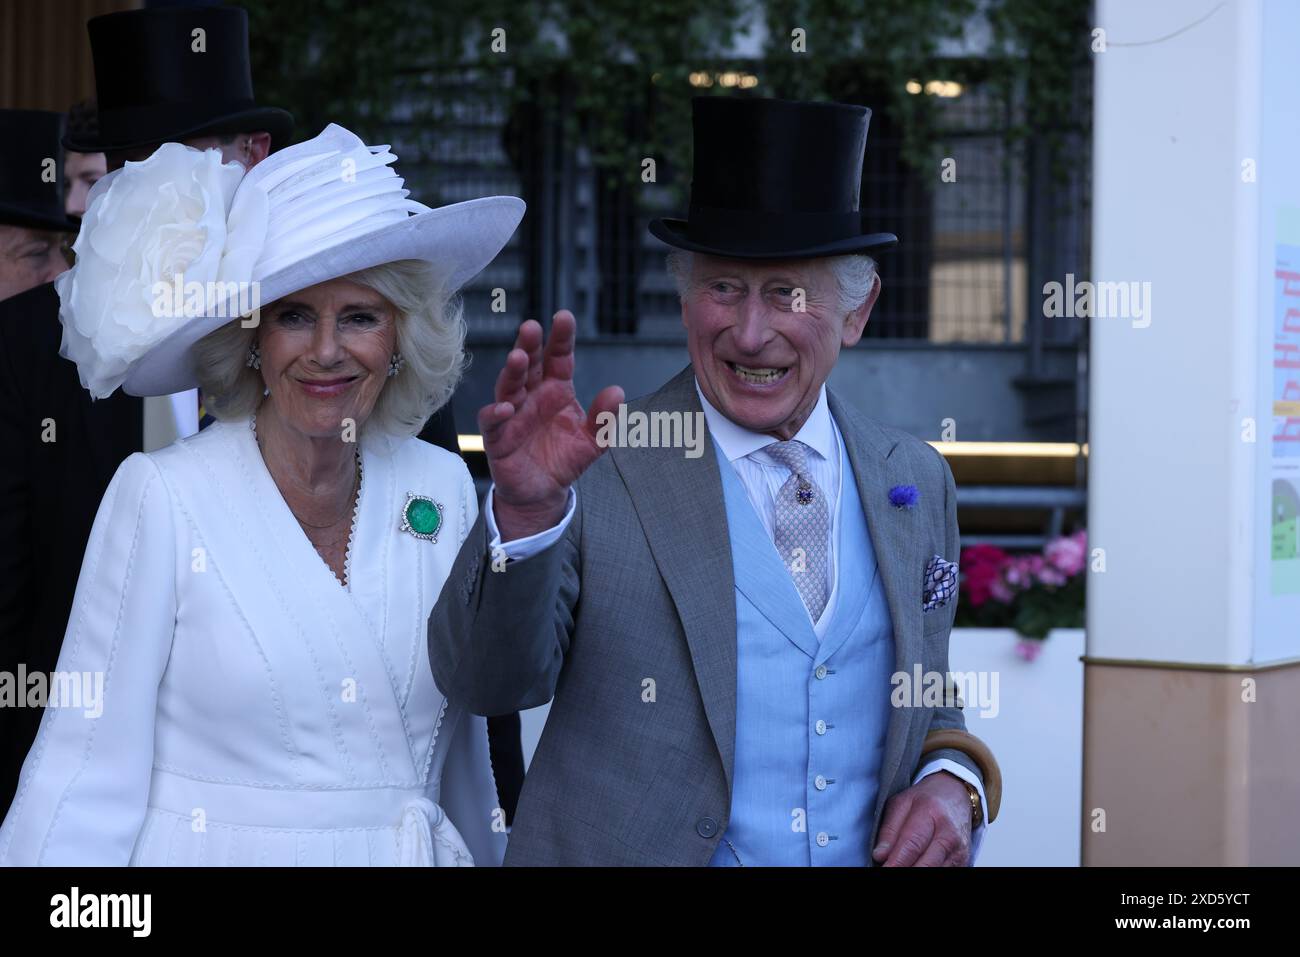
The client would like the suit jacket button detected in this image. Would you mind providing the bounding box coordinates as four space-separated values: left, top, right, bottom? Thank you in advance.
696 817 718 838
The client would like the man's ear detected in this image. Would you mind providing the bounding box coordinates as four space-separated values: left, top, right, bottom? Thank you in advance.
247 131 272 167
842 273 881 347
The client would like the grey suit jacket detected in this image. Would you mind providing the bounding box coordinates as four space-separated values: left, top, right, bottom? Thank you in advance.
428 366 980 865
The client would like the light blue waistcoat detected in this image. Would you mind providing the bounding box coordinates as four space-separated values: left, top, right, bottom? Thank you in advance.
709 435 895 866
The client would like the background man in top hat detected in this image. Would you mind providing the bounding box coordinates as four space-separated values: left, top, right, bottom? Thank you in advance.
61 100 106 221
0 5 292 819
0 110 77 304
430 96 1001 866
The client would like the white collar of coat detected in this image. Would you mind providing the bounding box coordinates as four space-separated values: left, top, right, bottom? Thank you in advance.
693 377 835 467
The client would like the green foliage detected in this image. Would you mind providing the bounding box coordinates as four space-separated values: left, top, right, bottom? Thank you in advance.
953 575 1085 640
758 0 978 182
1008 572 1085 640
241 0 1092 191
985 0 1094 182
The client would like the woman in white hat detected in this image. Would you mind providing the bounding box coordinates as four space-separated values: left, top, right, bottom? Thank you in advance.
0 125 523 866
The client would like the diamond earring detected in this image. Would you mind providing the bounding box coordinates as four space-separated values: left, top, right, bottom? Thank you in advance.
387 352 405 378
246 342 261 371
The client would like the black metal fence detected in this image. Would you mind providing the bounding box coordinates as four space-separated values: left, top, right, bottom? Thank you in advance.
390 62 1091 348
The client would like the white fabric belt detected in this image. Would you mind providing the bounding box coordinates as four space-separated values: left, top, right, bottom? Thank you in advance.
146 768 472 866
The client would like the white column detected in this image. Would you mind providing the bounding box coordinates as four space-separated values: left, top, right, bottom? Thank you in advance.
1085 0 1300 865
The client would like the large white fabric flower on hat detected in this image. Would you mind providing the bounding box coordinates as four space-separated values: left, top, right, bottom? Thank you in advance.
55 143 268 398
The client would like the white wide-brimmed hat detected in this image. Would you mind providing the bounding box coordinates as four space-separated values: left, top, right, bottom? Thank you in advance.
56 123 525 398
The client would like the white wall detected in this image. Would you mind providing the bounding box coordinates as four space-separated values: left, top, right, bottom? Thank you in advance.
1089 0 1266 665
951 629 1084 866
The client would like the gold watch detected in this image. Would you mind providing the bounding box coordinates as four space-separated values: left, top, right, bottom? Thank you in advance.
964 781 983 828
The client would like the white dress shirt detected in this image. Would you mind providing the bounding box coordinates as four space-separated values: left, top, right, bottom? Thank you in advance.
695 381 842 639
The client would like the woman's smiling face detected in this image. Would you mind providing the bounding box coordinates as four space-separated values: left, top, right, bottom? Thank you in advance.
256 277 398 438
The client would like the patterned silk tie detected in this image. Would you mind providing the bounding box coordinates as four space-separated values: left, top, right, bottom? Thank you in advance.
765 440 830 622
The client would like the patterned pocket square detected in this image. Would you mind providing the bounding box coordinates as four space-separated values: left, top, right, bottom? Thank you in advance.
922 554 958 611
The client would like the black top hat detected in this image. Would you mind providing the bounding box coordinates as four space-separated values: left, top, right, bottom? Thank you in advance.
63 6 293 153
0 110 79 233
649 97 897 259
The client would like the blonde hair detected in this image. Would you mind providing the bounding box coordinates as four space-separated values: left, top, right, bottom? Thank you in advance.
192 259 466 437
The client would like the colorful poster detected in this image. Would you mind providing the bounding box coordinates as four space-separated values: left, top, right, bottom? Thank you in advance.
1272 244 1300 456
1271 478 1300 595
1271 229 1300 596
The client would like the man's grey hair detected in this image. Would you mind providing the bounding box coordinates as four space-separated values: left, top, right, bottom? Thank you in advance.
665 250 878 314
192 259 466 438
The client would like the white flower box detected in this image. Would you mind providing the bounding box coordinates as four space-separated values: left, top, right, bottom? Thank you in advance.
949 627 1085 867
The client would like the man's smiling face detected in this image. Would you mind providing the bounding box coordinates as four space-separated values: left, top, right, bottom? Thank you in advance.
681 253 880 440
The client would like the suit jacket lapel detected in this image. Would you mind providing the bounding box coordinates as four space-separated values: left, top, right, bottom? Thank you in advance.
608 367 738 791
827 392 926 825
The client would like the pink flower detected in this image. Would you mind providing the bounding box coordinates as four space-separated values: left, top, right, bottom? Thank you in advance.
960 544 1009 608
1005 555 1041 588
1015 638 1044 662
1036 566 1067 587
1045 532 1086 577
1004 562 1024 587
963 544 1009 567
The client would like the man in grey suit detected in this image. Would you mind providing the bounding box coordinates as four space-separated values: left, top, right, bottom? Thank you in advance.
429 97 1000 866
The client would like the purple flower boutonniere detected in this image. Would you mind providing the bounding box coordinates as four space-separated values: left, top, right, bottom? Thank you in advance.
889 484 919 510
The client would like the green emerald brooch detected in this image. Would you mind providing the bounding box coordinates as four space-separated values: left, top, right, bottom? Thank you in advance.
400 492 443 542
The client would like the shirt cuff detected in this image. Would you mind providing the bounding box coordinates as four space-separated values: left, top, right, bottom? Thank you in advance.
484 484 576 562
914 758 988 865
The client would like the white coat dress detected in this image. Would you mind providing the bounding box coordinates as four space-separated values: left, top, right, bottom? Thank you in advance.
0 417 505 866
